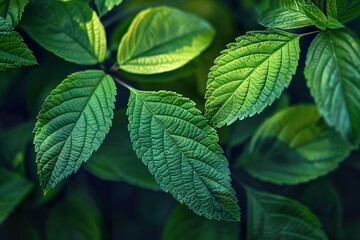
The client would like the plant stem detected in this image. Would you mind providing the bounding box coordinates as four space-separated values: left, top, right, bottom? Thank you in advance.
112 75 134 91
103 0 186 27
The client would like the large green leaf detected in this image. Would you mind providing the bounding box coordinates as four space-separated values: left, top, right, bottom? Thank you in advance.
0 169 33 224
127 89 239 221
238 105 353 184
34 70 116 193
0 18 36 70
47 189 102 240
246 187 328 240
259 0 328 29
0 0 28 27
95 0 123 17
305 29 360 144
21 1 106 65
326 0 360 23
163 204 239 240
85 109 160 190
117 6 215 74
205 30 301 128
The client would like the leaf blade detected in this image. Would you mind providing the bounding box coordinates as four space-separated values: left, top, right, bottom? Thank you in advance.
127 89 239 221
205 30 301 128
21 1 107 65
117 6 215 74
0 0 28 27
34 70 116 192
95 0 123 17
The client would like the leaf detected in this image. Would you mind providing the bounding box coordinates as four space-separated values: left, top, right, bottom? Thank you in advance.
34 70 116 192
47 188 102 240
0 18 36 70
0 169 33 224
205 30 301 128
95 0 123 17
258 0 328 30
127 89 239 221
0 0 28 27
304 29 360 144
21 1 106 65
117 6 215 74
163 204 240 240
238 105 353 184
326 0 360 23
85 109 160 191
246 187 328 240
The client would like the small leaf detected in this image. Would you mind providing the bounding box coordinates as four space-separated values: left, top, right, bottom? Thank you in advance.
85 109 160 191
326 0 360 23
246 187 328 240
95 0 123 17
117 6 215 74
34 70 116 192
305 29 360 144
238 105 353 184
0 0 28 27
0 169 33 224
205 30 301 128
21 1 106 65
127 89 239 221
163 204 240 240
0 18 36 70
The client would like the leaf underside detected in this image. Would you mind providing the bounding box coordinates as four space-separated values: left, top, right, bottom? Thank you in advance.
0 17 36 70
305 29 360 144
246 187 328 240
117 6 215 74
127 89 240 221
34 70 116 192
21 1 106 65
205 30 301 128
240 105 352 185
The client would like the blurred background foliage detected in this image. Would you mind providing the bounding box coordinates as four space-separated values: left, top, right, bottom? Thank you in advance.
0 0 360 239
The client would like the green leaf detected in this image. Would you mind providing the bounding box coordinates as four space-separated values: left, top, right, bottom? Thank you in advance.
21 1 106 65
239 105 353 184
326 0 360 23
47 188 102 240
305 29 360 144
34 70 116 192
117 6 215 74
205 30 301 128
0 169 33 224
95 0 123 17
0 0 28 27
127 89 239 221
85 109 160 191
246 187 328 240
0 18 36 70
258 0 328 30
163 204 240 240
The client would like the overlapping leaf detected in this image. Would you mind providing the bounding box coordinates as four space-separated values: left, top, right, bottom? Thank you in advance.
238 105 353 184
259 0 328 29
205 30 301 128
305 29 360 144
246 187 328 239
117 6 215 74
127 89 239 221
163 204 239 240
34 70 116 192
0 0 28 27
21 1 106 65
326 0 360 23
95 0 123 17
0 17 36 70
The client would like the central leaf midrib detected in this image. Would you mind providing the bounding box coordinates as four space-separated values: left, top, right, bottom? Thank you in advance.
211 36 298 123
